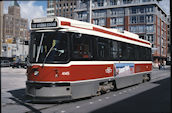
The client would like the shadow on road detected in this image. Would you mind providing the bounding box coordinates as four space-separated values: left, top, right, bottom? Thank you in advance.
91 77 171 113
8 88 26 102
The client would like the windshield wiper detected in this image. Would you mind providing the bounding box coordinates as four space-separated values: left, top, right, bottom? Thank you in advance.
36 33 44 62
42 44 55 67
42 46 65 67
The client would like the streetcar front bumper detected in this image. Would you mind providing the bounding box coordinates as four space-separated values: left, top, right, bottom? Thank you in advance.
26 81 72 102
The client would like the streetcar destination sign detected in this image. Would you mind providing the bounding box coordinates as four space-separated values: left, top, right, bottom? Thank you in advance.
31 22 57 28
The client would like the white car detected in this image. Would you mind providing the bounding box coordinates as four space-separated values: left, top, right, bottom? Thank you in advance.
0 60 10 67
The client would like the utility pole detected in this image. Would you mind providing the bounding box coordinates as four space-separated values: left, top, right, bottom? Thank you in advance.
0 1 3 57
160 36 162 64
88 0 92 23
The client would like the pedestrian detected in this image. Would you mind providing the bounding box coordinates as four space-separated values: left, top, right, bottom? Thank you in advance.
158 62 161 70
163 60 166 70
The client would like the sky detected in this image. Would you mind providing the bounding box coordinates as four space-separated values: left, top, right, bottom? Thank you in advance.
159 0 170 15
3 0 170 28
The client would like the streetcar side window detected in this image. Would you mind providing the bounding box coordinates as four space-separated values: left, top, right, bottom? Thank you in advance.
134 45 140 61
119 42 128 61
97 38 110 60
71 34 94 60
110 40 119 60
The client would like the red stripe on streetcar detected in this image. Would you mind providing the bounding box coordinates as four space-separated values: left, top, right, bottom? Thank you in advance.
61 21 71 26
93 27 150 45
61 21 150 45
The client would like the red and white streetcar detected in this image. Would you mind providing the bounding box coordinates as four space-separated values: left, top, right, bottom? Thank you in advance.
26 17 152 102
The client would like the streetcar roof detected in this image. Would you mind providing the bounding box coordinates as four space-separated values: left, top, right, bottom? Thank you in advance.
30 16 151 48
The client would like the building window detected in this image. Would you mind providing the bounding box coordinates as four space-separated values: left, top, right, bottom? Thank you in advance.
71 34 94 60
123 0 132 4
97 0 104 7
146 25 154 33
110 18 116 25
49 4 54 8
138 25 145 33
110 8 124 15
129 25 145 33
130 16 137 24
130 26 136 33
93 18 106 26
110 17 124 25
116 26 124 31
49 0 54 5
146 34 154 43
131 7 137 14
93 10 106 17
78 12 87 19
140 15 145 23
139 35 145 40
110 0 117 5
140 7 145 13
143 0 151 2
145 6 153 13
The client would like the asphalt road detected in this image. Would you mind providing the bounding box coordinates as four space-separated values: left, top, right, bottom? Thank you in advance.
1 66 171 113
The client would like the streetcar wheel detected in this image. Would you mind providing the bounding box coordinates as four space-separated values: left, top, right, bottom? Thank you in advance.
147 74 151 82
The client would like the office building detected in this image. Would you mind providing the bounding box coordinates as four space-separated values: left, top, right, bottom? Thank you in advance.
74 0 169 66
47 0 77 19
3 1 29 44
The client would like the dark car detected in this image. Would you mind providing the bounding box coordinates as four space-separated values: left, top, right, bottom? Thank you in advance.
11 61 27 69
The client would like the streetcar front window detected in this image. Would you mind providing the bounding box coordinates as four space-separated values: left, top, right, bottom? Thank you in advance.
29 31 69 63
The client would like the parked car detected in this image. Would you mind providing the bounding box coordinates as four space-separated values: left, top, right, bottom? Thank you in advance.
11 61 27 69
0 60 10 67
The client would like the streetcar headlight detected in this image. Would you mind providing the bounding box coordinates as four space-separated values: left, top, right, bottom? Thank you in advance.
34 70 39 76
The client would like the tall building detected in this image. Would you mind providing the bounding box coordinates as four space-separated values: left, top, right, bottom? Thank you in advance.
47 0 77 19
74 0 169 66
3 1 29 44
0 1 3 56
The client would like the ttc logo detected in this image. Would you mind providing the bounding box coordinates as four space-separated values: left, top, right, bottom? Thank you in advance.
105 67 112 74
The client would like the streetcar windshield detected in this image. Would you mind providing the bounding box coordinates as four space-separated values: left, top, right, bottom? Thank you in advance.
29 31 69 63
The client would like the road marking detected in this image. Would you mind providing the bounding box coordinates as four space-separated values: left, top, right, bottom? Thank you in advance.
61 110 66 113
123 90 127 93
98 99 102 101
113 94 116 96
105 97 109 99
76 106 80 109
119 92 122 94
89 102 94 104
